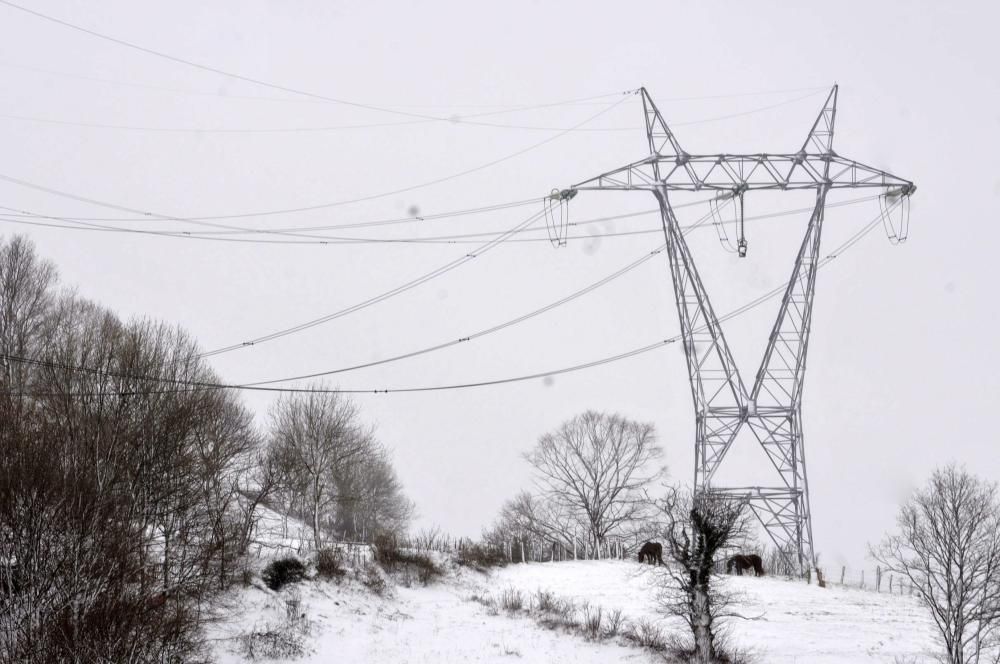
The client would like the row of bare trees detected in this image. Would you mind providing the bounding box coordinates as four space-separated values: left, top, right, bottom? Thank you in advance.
266 391 413 549
481 409 758 662
0 235 412 662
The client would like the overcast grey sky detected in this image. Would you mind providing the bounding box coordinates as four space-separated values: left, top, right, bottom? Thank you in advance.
2 0 998 570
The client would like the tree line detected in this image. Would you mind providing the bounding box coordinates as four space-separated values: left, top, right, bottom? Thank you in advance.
0 235 412 662
484 408 1000 664
484 410 666 561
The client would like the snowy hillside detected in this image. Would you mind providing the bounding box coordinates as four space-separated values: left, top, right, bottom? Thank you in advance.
490 560 939 663
208 552 940 663
209 571 648 664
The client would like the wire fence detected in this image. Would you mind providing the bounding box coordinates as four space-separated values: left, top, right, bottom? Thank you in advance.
812 565 922 598
243 511 920 600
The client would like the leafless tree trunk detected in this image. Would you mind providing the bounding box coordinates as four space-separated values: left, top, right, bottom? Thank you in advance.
656 487 751 664
871 465 1000 664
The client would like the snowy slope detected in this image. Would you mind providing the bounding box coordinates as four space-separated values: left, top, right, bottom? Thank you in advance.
208 572 651 663
209 509 940 664
489 560 940 663
208 557 940 663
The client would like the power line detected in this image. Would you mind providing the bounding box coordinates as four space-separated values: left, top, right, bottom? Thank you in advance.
0 195 711 245
0 196 880 391
0 199 549 244
0 60 828 109
0 196 543 231
236 206 719 386
197 206 549 358
1 202 898 397
0 89 822 135
0 194 879 246
0 3 829 129
0 0 641 128
0 195 882 394
0 95 628 233
230 195 882 386
0 92 642 133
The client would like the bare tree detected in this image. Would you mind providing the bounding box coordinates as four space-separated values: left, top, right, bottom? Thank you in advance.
871 465 1000 664
499 491 581 558
523 410 663 557
333 443 414 541
0 235 57 408
232 445 280 557
269 390 371 549
656 488 751 664
0 235 271 662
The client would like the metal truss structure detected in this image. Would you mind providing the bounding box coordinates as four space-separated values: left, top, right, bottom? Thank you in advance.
559 85 915 573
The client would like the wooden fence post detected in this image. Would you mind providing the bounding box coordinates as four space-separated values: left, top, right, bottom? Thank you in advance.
840 566 846 585
876 566 882 592
860 569 865 589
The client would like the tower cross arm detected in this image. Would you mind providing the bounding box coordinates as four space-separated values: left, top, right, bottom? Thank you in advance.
570 153 913 195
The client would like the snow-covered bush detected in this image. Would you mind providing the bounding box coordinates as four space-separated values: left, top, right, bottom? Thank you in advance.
581 602 604 640
498 587 525 612
373 534 443 586
454 543 507 571
238 620 308 660
262 557 306 591
314 548 346 581
361 562 389 595
534 589 558 612
622 618 667 652
603 608 626 639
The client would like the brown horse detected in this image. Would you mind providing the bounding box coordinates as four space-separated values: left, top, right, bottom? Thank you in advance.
726 554 764 576
637 541 664 566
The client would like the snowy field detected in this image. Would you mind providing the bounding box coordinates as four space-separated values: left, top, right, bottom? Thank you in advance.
208 569 647 663
489 560 939 664
208 557 940 663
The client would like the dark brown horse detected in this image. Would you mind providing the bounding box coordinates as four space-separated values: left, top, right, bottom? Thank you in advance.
726 554 764 576
637 541 664 566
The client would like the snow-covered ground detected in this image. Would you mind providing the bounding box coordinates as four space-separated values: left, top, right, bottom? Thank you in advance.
489 560 940 663
209 509 938 662
208 557 939 663
208 570 649 663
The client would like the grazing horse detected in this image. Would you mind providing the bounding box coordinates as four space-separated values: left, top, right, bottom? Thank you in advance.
637 541 664 566
726 554 764 577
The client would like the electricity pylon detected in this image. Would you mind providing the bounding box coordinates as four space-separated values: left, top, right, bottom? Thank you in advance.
558 85 915 573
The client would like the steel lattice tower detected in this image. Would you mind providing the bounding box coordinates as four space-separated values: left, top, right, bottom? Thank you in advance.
557 86 915 573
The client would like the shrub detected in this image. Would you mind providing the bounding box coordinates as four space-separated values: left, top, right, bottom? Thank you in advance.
498 587 524 612
468 591 494 607
603 608 626 639
239 563 255 587
664 635 757 664
454 544 507 571
581 602 603 640
373 534 442 585
361 562 388 595
535 589 558 613
262 557 306 592
238 623 306 660
622 618 667 652
416 558 440 585
315 548 346 581
373 533 403 566
535 594 577 632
